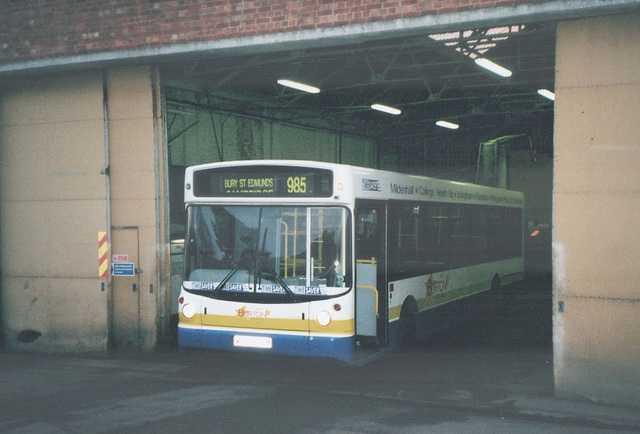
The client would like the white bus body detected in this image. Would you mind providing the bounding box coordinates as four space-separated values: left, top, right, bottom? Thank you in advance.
178 160 524 363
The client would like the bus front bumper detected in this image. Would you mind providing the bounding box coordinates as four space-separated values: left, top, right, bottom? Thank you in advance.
178 325 355 364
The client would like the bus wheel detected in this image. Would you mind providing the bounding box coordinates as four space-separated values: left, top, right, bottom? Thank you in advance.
399 298 418 347
491 274 502 291
490 274 503 304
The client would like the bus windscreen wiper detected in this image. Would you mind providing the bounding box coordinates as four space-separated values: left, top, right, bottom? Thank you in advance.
258 268 299 302
213 266 240 294
270 271 299 303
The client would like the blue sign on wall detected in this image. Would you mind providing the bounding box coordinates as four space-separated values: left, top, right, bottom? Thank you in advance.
111 262 136 276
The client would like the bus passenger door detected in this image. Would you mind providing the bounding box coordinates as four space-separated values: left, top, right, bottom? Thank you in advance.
355 201 388 346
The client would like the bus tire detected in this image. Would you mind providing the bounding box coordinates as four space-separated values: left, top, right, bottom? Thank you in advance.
489 274 504 304
491 274 502 291
398 298 419 348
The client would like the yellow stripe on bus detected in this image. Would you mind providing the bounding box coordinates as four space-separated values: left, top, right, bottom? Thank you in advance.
502 272 524 285
310 319 354 334
388 279 492 321
181 313 354 335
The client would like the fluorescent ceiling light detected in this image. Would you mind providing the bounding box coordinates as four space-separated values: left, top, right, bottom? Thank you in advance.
277 79 320 94
436 120 460 130
474 58 512 77
537 89 555 101
371 104 401 115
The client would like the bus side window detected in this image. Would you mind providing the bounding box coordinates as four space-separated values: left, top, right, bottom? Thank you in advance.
423 206 449 272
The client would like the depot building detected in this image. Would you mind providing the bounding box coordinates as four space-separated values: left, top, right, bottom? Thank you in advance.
1 0 640 406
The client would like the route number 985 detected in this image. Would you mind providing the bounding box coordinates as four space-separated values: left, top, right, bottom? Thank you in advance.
287 176 307 194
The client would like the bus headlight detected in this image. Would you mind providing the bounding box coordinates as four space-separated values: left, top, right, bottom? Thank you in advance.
316 310 332 327
182 303 195 319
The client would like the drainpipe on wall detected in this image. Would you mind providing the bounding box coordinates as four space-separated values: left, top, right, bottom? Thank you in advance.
102 69 113 347
153 67 170 343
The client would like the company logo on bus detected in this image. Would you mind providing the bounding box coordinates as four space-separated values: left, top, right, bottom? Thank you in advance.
425 275 450 297
362 178 381 192
236 306 271 318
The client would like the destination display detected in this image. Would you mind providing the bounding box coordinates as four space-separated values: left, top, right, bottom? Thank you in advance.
193 166 333 198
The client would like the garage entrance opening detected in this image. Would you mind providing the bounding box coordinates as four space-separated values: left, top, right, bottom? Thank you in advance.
162 20 555 353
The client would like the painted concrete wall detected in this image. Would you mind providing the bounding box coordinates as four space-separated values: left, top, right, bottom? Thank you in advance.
168 105 377 168
554 13 640 405
0 66 168 352
0 72 109 351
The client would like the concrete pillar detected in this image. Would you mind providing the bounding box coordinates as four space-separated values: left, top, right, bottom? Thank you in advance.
106 66 169 351
554 13 640 405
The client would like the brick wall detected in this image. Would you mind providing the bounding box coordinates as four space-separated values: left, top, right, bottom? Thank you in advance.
0 0 546 62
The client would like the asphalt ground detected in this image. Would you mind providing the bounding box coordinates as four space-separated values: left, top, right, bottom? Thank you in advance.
2 275 640 432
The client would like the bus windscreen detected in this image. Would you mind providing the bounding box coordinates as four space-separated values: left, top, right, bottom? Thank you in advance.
193 166 333 198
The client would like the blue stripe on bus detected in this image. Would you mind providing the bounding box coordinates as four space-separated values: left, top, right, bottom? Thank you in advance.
178 325 355 364
178 326 201 347
309 334 355 364
387 320 401 350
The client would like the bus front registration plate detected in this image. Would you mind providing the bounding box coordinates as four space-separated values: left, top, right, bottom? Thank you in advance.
233 335 273 349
